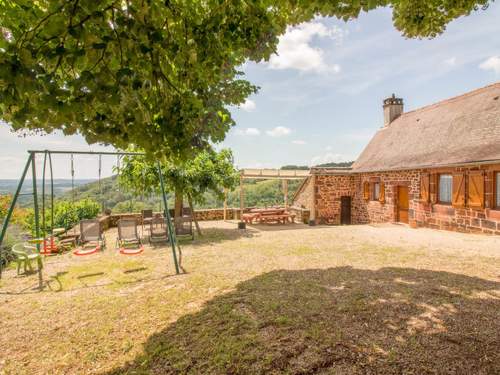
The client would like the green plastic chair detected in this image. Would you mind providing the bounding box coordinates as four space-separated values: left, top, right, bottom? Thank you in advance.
11 243 43 275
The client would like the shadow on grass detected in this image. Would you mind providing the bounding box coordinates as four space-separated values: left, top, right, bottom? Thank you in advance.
185 226 259 248
104 267 499 375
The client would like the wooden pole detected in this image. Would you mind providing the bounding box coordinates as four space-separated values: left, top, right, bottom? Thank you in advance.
310 175 316 223
283 180 288 210
239 175 244 220
223 188 228 221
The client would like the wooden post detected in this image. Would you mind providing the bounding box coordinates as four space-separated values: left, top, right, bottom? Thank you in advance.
283 180 288 210
310 175 316 223
223 188 228 221
239 175 245 220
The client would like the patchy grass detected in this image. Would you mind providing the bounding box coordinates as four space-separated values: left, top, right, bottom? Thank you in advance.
0 222 499 374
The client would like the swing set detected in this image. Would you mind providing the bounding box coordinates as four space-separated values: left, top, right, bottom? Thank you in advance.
0 149 181 283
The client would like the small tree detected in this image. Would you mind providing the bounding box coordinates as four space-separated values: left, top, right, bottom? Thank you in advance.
119 148 239 235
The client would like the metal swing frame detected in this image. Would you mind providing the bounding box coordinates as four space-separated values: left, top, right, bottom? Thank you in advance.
0 150 181 284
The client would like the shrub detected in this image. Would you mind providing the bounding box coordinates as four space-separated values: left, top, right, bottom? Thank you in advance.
24 198 101 233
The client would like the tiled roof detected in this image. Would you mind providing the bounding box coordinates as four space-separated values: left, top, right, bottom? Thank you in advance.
352 82 500 172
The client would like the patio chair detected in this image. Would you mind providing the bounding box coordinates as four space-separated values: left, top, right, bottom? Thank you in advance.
11 243 43 275
149 216 168 244
174 215 194 240
74 219 105 256
117 218 143 255
141 209 153 234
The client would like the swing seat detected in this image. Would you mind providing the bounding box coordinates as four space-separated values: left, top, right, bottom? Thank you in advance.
73 245 101 256
119 245 144 255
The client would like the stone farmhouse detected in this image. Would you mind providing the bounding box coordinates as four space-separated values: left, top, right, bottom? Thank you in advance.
292 82 500 234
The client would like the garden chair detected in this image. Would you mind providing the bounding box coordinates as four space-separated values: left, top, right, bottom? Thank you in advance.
149 216 168 244
117 218 143 255
11 243 42 275
174 215 194 240
74 219 105 256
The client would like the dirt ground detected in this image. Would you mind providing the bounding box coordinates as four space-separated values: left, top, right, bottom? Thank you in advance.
0 221 499 374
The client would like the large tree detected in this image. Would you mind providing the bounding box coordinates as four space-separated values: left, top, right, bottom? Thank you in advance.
0 1 492 158
119 147 239 234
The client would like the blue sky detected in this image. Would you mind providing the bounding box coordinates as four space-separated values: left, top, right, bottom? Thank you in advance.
1 4 500 178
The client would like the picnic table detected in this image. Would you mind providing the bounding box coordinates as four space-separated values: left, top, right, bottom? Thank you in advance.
242 208 296 224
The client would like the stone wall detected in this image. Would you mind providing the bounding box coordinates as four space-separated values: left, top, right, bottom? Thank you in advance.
299 165 500 234
314 174 357 224
292 177 314 211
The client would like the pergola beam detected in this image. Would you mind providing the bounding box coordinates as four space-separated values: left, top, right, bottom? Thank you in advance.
241 168 310 180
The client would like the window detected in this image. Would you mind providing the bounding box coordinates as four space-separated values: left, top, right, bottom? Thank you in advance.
496 172 500 208
372 182 380 201
439 174 452 203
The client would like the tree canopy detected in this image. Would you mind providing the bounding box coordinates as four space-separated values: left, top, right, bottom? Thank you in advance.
118 147 239 207
0 0 492 158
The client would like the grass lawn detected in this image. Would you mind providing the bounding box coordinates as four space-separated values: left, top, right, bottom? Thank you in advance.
0 222 499 374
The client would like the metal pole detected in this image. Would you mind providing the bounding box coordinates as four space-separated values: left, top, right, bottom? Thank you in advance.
0 154 33 279
157 162 180 275
49 152 54 236
42 151 47 236
31 152 43 290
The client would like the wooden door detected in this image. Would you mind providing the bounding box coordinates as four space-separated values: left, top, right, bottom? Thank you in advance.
340 196 351 225
397 186 409 223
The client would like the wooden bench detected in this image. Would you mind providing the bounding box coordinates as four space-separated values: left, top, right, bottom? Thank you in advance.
242 213 261 224
258 213 296 224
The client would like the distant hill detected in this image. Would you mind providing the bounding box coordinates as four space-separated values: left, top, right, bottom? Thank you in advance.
0 179 95 206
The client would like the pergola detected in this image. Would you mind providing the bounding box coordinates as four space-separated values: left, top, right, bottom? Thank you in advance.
230 168 311 221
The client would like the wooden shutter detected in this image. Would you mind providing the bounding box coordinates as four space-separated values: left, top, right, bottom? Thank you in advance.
363 181 370 200
468 171 485 209
430 173 438 204
420 173 430 203
452 173 466 208
379 182 385 204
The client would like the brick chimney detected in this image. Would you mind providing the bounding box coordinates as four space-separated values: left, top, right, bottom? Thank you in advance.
383 94 403 126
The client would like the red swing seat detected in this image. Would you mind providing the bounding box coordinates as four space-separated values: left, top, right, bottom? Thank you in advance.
74 244 101 256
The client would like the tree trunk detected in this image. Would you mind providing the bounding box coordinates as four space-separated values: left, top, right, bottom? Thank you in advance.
174 190 183 219
173 190 183 234
187 194 202 236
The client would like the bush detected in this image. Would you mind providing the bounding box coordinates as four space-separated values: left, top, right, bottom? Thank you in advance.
24 198 101 234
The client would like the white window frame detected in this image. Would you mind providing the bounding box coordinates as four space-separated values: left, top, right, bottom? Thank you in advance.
439 174 452 204
372 182 380 201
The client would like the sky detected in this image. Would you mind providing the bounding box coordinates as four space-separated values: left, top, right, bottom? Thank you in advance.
1 4 500 178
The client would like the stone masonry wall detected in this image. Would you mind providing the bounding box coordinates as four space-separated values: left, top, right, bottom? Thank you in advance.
309 165 500 235
314 174 357 224
292 177 314 211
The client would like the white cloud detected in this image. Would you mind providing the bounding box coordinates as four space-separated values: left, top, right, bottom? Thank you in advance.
239 99 256 112
266 126 291 137
268 21 344 73
479 56 500 75
291 140 306 145
444 57 457 67
236 127 261 136
311 152 346 166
